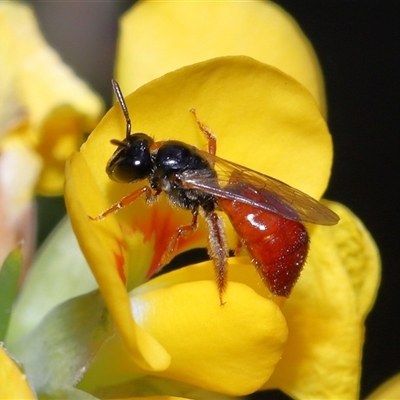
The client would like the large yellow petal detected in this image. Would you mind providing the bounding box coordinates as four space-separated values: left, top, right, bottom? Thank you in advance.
132 281 286 395
115 57 330 196
0 344 36 399
263 202 380 398
65 153 170 373
117 0 326 115
78 263 287 396
0 2 103 194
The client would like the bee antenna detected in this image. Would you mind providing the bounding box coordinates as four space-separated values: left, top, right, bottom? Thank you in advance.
111 79 131 139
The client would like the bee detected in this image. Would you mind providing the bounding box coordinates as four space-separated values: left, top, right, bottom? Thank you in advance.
91 80 339 304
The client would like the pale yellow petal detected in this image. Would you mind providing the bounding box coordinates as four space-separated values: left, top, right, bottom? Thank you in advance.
0 137 42 222
0 2 102 131
323 200 381 317
0 2 103 194
0 61 25 137
0 138 41 267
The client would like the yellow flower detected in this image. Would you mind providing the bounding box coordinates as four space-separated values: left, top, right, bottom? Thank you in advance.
63 55 379 399
0 1 103 270
0 1 103 196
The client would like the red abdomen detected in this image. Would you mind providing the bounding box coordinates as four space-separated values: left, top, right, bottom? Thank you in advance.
217 183 309 297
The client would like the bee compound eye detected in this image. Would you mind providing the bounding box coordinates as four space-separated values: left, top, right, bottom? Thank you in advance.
106 133 153 183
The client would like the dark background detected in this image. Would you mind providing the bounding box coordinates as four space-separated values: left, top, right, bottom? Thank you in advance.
27 1 399 398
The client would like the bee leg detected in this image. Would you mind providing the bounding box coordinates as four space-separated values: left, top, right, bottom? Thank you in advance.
204 211 229 305
89 186 158 221
190 109 217 156
159 210 199 268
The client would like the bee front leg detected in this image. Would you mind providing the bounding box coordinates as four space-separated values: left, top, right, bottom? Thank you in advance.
89 186 159 221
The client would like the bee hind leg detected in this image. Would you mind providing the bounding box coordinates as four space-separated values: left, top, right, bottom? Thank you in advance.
204 211 229 305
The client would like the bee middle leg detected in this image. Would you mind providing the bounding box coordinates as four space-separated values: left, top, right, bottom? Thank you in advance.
159 210 199 268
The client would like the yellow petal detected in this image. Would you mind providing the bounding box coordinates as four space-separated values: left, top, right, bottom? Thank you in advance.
0 137 41 267
0 344 36 399
264 201 380 398
323 200 381 317
136 257 284 308
117 0 326 115
0 59 25 137
367 373 400 400
65 153 170 373
0 2 103 195
34 105 100 194
79 264 287 396
0 137 42 222
118 57 330 196
133 281 286 395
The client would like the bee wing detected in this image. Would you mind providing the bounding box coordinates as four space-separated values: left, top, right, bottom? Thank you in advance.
179 151 339 225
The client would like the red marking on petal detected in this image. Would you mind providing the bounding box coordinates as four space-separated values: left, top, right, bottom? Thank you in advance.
113 239 127 284
134 205 204 278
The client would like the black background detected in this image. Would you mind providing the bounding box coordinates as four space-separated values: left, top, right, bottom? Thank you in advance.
27 1 400 398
